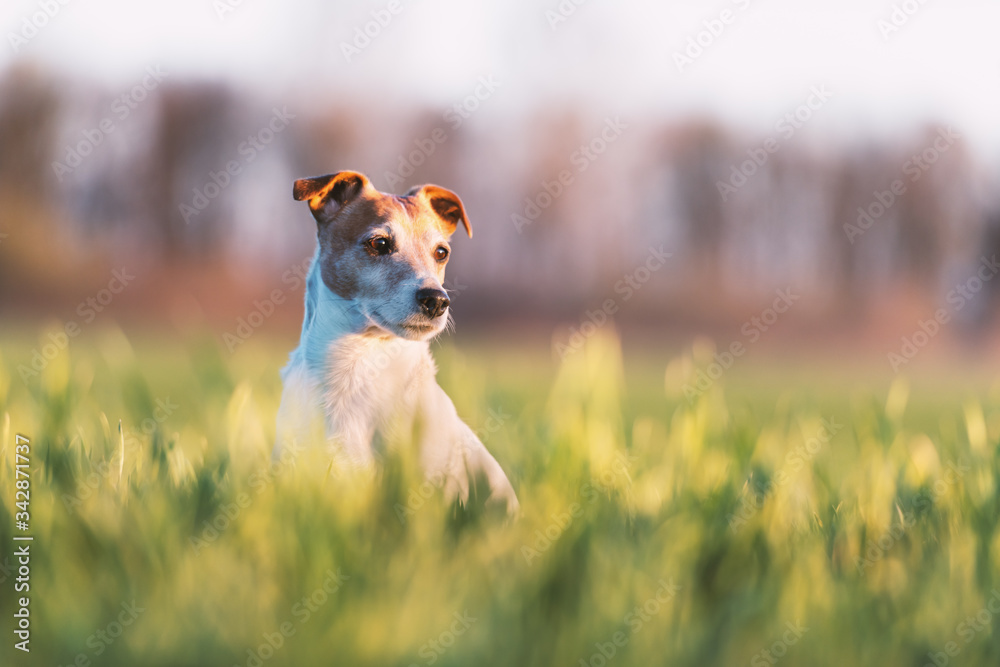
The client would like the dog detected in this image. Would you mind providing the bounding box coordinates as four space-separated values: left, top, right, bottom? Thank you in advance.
273 170 519 514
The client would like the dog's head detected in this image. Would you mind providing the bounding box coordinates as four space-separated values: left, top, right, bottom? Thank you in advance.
293 170 472 341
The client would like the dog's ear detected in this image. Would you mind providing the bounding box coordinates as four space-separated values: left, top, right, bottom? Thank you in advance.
406 184 472 238
293 171 372 223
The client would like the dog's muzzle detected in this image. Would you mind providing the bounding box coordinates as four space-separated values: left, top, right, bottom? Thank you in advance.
416 288 450 319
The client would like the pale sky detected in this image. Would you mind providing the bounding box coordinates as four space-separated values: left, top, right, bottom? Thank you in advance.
3 0 999 158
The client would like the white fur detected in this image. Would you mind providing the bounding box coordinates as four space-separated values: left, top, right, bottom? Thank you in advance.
274 248 519 512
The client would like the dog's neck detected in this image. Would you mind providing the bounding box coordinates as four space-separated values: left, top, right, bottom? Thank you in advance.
295 248 424 379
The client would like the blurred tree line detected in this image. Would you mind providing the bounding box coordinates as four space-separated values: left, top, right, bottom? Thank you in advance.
1 64 997 326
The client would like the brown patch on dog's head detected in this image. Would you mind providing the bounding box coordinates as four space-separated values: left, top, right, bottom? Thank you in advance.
293 171 372 224
292 171 473 340
405 184 473 238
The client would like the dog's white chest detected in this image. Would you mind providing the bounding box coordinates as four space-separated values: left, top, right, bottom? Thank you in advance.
319 335 434 461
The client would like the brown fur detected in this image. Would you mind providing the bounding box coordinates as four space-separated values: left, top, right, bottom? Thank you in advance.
278 171 519 514
295 172 470 310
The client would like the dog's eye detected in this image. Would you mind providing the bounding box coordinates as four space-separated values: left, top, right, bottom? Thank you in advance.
366 237 392 255
434 246 449 262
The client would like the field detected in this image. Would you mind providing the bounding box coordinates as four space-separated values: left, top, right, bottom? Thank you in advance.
2 325 1000 667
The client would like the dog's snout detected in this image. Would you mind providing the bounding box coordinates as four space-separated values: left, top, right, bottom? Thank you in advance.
416 288 450 319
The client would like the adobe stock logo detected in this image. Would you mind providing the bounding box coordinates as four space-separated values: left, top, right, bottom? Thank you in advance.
888 255 1000 372
672 0 756 73
728 418 842 533
221 255 311 353
214 0 249 21
17 268 135 382
180 107 295 224
844 127 960 244
339 0 406 63
749 622 809 667
521 453 634 565
54 601 146 665
545 0 591 31
7 0 73 53
382 75 501 190
408 611 477 667
554 245 671 359
716 86 833 201
877 0 932 41
577 578 681 667
51 66 168 182
924 590 1000 667
512 117 628 233
395 407 510 524
683 289 800 402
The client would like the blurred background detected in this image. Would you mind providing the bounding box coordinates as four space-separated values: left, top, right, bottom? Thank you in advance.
3 0 1000 369
7 5 1000 666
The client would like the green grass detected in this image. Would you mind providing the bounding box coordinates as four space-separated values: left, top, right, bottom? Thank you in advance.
2 325 1000 666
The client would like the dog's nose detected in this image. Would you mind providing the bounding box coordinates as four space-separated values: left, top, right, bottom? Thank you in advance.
416 288 450 319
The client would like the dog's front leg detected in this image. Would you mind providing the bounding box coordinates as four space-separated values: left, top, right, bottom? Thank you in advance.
455 421 520 516
417 382 519 515
326 409 377 468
